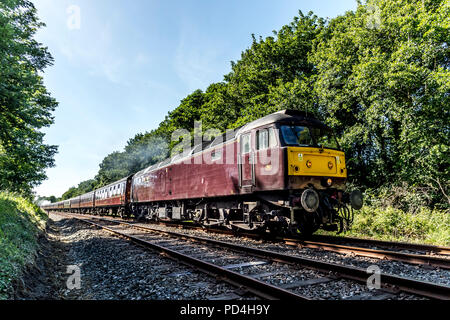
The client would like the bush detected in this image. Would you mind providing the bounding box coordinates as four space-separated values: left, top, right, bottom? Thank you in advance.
0 192 47 299
341 205 450 246
363 184 437 214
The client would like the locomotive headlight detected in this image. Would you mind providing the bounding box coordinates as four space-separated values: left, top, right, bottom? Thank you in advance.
327 178 333 186
328 161 333 170
306 160 312 168
301 189 320 213
350 190 363 210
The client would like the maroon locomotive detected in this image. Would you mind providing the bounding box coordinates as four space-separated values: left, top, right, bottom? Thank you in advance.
43 110 363 236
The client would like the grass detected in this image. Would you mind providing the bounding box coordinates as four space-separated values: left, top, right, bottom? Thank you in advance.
0 192 47 300
318 205 450 246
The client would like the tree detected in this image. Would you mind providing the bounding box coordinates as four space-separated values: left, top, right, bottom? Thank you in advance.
311 0 449 204
224 11 325 126
0 0 58 195
95 151 129 188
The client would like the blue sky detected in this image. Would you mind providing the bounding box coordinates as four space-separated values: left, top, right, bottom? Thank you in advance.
33 0 357 197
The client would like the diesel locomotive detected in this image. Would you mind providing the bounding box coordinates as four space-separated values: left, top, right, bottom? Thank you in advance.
43 110 363 236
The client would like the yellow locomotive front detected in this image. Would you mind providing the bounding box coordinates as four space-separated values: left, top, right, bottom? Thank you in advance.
278 123 363 235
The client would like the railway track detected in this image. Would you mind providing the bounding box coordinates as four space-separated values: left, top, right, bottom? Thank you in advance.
123 217 450 270
309 234 450 256
57 212 450 300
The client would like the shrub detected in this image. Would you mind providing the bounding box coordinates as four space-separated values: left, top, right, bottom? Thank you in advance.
342 205 450 246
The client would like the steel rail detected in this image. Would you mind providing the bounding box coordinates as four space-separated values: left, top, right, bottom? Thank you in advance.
309 234 450 256
101 215 450 269
69 213 450 300
283 240 450 270
61 214 312 301
128 216 450 257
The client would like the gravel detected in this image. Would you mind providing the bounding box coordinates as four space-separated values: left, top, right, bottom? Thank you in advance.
48 214 254 300
87 217 425 300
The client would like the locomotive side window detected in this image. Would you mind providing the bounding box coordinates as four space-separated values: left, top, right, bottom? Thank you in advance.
269 128 278 148
257 129 269 150
241 134 251 154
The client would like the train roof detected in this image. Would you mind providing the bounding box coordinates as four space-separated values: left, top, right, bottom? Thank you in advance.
133 109 327 177
96 177 128 190
237 109 327 133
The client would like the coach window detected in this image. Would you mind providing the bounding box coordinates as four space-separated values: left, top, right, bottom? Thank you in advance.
257 129 269 150
241 134 251 154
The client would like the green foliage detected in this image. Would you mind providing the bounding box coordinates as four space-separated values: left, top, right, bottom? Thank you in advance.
0 0 58 196
225 11 325 127
310 0 449 203
0 192 47 299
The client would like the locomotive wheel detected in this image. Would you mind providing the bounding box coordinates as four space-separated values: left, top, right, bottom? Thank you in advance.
294 213 318 237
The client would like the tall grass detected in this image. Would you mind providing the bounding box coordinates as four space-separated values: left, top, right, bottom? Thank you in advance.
0 192 47 299
332 205 450 246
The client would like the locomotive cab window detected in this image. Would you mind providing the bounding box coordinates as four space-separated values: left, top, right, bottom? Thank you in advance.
281 125 339 150
281 125 314 146
310 128 340 150
241 134 251 154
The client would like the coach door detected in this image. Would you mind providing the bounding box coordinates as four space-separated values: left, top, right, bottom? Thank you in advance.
239 132 255 189
125 175 133 204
